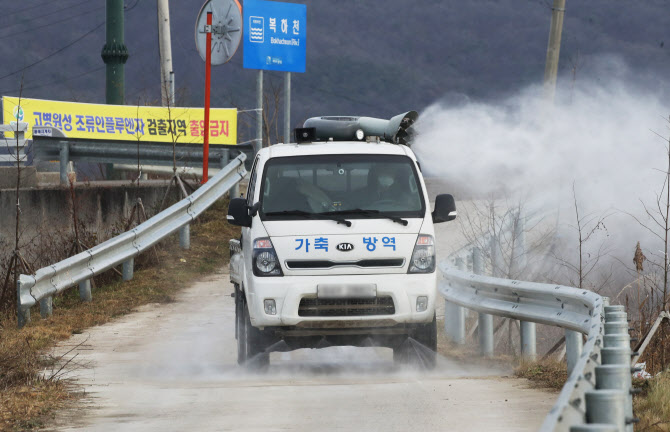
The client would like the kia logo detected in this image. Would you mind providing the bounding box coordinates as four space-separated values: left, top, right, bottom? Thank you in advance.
336 242 354 252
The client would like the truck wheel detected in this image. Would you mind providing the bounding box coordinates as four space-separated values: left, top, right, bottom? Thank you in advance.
234 284 242 341
235 288 247 365
238 298 270 370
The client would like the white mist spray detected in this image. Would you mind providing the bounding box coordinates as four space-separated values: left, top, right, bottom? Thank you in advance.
414 70 670 290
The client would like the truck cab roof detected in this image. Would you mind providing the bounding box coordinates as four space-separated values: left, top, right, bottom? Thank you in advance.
257 141 418 162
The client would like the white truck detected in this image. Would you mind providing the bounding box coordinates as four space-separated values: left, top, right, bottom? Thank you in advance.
227 112 457 369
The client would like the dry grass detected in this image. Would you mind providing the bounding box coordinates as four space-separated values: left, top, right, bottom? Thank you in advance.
514 359 567 391
435 317 520 370
516 359 670 429
0 198 239 431
635 371 670 431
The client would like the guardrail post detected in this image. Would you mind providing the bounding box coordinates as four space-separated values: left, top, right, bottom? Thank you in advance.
601 347 631 366
604 304 624 313
122 258 134 281
39 296 53 318
600 308 635 431
445 301 465 345
222 150 241 198
520 321 537 360
445 257 466 345
79 279 92 302
604 333 630 349
16 278 30 328
585 390 627 430
511 213 536 360
59 141 70 185
478 312 493 356
179 224 190 250
603 310 631 350
596 365 634 432
565 329 583 376
472 247 493 356
220 149 229 169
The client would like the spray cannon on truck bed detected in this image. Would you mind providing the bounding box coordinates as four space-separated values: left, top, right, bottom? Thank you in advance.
296 111 418 145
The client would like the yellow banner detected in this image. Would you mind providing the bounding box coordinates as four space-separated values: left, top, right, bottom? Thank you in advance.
2 96 237 145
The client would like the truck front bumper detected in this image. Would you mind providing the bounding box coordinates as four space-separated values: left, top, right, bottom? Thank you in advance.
246 273 436 328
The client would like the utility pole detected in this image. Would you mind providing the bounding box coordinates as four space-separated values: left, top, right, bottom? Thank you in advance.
157 0 174 106
102 0 128 179
101 0 128 105
543 0 566 103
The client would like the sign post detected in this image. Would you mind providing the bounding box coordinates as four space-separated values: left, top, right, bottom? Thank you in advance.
243 0 306 145
202 11 212 183
195 0 242 182
284 72 290 144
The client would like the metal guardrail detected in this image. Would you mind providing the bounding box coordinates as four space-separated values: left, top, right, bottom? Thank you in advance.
112 163 221 177
0 122 28 166
16 153 247 327
31 135 254 184
440 263 636 431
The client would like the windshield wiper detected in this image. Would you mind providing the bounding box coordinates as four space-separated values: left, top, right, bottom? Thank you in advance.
320 209 408 226
264 210 352 227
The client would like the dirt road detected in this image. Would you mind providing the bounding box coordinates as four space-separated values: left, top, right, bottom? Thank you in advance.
49 269 554 432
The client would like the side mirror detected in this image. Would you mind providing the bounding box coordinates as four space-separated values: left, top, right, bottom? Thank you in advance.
227 197 252 227
432 194 457 223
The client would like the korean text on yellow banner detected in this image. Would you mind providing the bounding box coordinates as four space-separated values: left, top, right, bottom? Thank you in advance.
2 97 237 145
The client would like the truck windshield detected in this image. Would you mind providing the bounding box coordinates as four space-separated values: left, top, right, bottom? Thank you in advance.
260 154 425 220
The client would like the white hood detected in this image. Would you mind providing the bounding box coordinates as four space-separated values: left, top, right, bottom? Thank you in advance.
262 218 423 276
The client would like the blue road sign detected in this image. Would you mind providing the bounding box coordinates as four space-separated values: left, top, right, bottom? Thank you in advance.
243 0 306 73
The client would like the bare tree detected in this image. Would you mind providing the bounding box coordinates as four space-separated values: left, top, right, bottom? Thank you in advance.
0 78 34 316
262 75 284 146
457 195 555 280
158 80 189 212
626 121 670 312
551 182 612 290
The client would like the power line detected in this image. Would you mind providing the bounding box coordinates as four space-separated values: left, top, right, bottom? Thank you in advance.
0 21 105 82
0 6 104 41
0 0 95 33
0 66 104 94
124 0 142 12
0 0 82 19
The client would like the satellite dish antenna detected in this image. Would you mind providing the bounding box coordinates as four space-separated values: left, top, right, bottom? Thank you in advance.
195 0 242 65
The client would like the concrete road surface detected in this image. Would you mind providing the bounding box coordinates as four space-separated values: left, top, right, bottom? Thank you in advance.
49 270 554 432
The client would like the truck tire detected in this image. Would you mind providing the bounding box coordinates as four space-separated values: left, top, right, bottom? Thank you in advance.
235 286 246 365
234 284 242 341
393 314 437 369
237 296 270 370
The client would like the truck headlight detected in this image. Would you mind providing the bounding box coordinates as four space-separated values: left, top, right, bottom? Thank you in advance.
252 237 283 277
408 234 435 273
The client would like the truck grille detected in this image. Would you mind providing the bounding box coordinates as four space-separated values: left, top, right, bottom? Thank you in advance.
298 297 395 317
286 259 404 269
